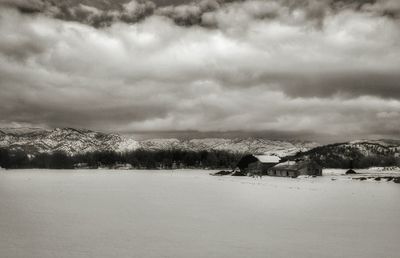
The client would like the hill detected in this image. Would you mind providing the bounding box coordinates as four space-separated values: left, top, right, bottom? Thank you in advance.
0 127 318 157
0 127 140 155
288 140 400 168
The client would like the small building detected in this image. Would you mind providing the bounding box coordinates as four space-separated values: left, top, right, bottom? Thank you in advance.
267 160 322 178
238 154 280 176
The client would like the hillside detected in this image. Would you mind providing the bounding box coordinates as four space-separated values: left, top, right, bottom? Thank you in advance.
140 138 318 157
289 140 400 168
0 128 140 155
1 127 400 169
0 127 318 157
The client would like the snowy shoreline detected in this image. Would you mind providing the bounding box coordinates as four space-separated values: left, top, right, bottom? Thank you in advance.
2 167 400 184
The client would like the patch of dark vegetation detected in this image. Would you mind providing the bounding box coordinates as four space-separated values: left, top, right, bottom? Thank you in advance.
231 170 247 176
353 176 400 183
211 170 233 176
346 169 357 175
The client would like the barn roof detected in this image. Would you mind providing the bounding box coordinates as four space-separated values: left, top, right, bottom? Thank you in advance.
254 155 280 163
275 161 297 167
271 160 321 171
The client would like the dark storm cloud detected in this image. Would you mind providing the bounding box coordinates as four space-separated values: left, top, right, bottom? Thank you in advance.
0 0 400 140
0 0 45 13
280 73 400 99
220 72 400 100
3 0 400 27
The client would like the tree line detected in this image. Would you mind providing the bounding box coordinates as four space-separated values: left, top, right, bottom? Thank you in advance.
0 148 243 170
2 145 399 170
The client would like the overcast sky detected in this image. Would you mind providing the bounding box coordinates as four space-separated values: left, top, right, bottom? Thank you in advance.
0 0 399 142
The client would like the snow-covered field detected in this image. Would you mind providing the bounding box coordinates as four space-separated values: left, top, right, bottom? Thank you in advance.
323 167 400 178
0 169 399 258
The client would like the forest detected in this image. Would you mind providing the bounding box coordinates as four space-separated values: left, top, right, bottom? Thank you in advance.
0 148 243 170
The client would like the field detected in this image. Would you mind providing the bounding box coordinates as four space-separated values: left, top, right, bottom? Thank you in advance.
0 169 399 258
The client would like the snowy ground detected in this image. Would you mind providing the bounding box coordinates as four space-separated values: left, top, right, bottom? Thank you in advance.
323 167 400 179
0 169 399 258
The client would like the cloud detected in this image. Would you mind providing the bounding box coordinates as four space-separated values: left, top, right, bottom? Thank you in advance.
0 0 45 13
3 0 399 28
362 0 400 17
47 0 157 27
0 1 399 140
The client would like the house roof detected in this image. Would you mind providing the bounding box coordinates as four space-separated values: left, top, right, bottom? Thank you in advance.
274 161 297 167
254 155 280 163
270 160 321 171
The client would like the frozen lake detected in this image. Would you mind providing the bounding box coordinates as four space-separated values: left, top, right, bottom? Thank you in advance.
1 169 399 258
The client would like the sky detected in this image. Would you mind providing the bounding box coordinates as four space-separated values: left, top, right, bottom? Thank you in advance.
0 0 399 142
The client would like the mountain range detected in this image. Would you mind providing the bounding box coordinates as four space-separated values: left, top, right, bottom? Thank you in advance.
1 128 399 163
0 127 318 157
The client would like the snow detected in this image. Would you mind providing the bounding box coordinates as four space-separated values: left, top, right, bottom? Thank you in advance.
323 168 400 177
0 169 399 258
139 138 318 156
116 138 141 152
274 160 297 167
254 155 280 163
0 128 141 155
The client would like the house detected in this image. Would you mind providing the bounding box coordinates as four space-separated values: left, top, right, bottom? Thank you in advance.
267 160 322 178
238 154 280 176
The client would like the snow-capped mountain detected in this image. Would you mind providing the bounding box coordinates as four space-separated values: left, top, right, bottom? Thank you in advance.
0 127 319 156
140 138 318 157
346 140 400 156
3 127 399 163
289 139 400 168
0 127 140 155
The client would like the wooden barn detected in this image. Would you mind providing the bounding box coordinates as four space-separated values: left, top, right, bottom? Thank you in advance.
267 160 322 178
237 154 281 176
